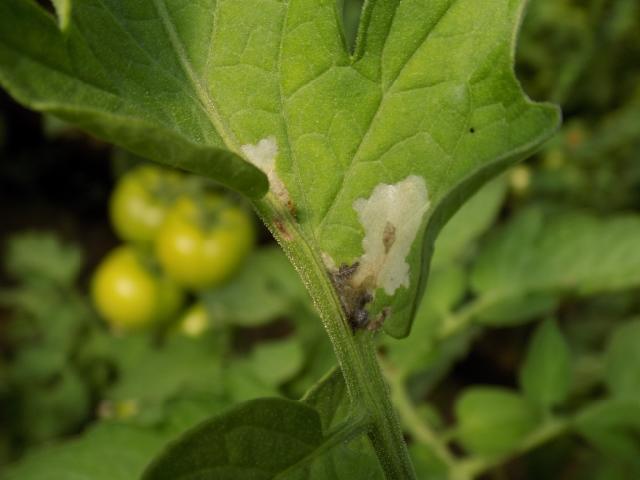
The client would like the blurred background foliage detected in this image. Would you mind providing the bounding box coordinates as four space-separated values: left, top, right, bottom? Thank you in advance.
0 0 639 478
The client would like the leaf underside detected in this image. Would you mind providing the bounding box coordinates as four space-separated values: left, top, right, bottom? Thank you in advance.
0 0 560 337
142 396 380 479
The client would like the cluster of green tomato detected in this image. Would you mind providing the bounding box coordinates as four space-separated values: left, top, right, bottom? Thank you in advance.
91 165 255 335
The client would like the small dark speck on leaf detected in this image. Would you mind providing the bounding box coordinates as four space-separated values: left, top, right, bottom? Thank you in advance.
469 127 475 133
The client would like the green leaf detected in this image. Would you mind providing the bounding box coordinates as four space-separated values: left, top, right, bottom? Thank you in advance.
519 319 571 409
285 309 336 398
575 398 640 472
0 422 169 480
0 0 559 337
250 338 305 387
4 232 82 285
455 387 540 456
432 176 507 267
0 0 267 197
475 293 560 327
143 397 374 480
12 367 91 442
385 265 469 376
225 338 306 403
302 367 351 431
201 247 309 327
0 396 223 480
471 207 640 326
97 335 225 423
302 368 385 479
604 320 640 399
409 443 449 480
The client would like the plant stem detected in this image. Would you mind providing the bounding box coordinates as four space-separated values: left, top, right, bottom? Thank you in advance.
256 202 417 480
380 357 457 470
437 296 496 340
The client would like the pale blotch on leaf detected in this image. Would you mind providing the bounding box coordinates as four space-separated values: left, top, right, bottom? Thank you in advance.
352 175 430 296
241 136 290 206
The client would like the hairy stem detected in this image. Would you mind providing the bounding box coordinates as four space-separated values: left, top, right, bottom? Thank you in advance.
380 357 457 470
256 201 417 480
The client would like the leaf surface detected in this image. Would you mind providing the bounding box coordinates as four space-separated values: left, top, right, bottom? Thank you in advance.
604 320 640 400
0 396 224 480
519 319 572 408
143 396 378 480
0 0 559 336
432 176 507 267
1 422 170 480
0 0 267 197
576 398 640 472
201 247 309 327
471 207 640 325
302 368 385 479
455 386 540 456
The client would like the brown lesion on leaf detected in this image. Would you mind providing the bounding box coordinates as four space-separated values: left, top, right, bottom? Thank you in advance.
328 262 388 332
367 307 390 332
274 217 293 242
285 199 297 219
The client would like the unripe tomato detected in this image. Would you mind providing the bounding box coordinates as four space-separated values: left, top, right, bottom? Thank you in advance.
91 246 184 332
155 196 254 290
109 165 183 244
509 164 532 196
176 303 210 337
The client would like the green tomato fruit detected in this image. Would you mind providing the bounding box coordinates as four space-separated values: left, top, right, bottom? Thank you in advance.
176 303 211 337
155 196 254 290
91 246 184 332
109 165 183 244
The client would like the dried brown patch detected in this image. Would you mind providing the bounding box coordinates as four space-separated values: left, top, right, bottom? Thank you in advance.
274 218 293 242
329 262 375 331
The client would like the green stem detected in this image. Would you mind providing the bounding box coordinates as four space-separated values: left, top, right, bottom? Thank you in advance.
380 357 457 470
256 201 417 480
437 295 498 340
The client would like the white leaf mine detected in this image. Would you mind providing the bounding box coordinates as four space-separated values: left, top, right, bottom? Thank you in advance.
241 136 290 205
352 175 430 296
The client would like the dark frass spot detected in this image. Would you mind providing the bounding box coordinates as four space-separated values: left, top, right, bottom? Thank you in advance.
469 127 475 133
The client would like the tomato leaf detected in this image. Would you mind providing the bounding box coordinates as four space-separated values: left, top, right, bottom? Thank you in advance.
4 232 83 286
519 319 572 409
302 367 385 478
575 398 640 472
0 397 224 480
455 387 540 456
471 207 640 326
302 367 351 431
201 247 309 327
604 320 640 400
97 335 225 423
432 177 507 267
142 396 378 480
0 423 171 480
0 0 267 197
0 0 559 337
